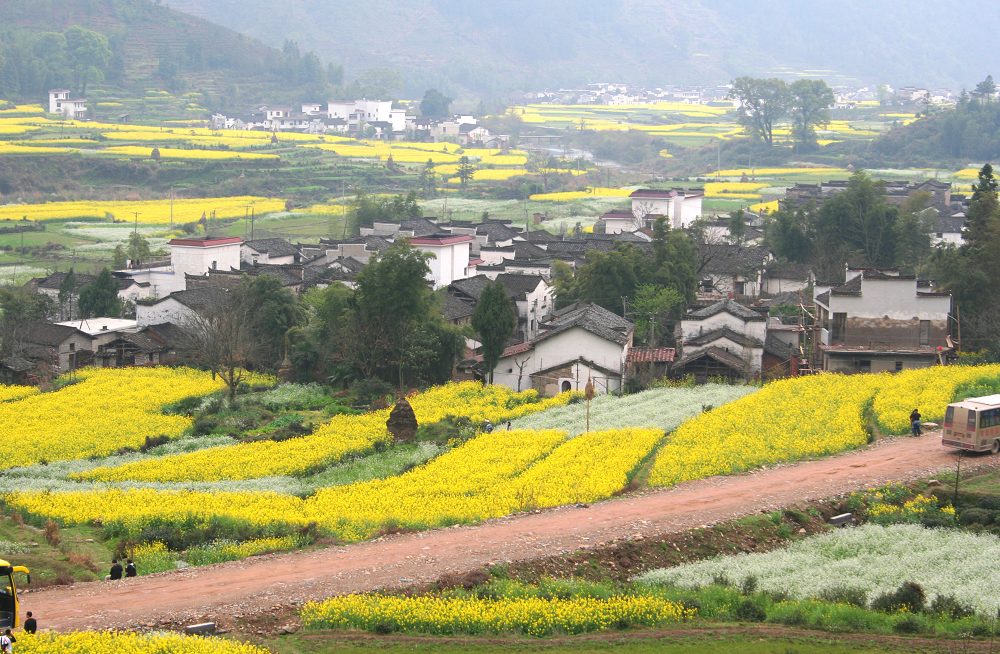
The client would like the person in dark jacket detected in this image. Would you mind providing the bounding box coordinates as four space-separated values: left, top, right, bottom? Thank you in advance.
125 559 137 578
109 560 123 580
22 611 36 634
910 408 922 436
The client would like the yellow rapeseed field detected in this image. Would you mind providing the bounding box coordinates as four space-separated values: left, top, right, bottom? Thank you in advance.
0 367 227 469
529 187 633 201
79 382 579 482
98 146 280 161
301 593 694 636
0 196 285 224
12 631 269 653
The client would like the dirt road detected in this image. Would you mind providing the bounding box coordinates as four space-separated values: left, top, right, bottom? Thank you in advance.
25 432 992 631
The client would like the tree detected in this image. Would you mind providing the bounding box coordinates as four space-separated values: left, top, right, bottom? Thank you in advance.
419 159 437 198
727 208 747 244
64 26 111 95
112 244 127 270
819 171 898 268
242 274 300 369
650 217 698 303
789 79 835 150
126 231 152 268
58 268 77 320
420 88 453 119
764 208 813 264
183 289 256 402
348 242 436 385
77 268 122 318
892 191 934 272
472 281 517 383
729 77 790 146
0 288 53 356
973 75 996 105
456 156 475 188
631 284 684 346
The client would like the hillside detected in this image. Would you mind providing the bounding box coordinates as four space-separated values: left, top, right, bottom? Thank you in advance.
871 97 1000 165
163 0 1000 99
0 0 339 111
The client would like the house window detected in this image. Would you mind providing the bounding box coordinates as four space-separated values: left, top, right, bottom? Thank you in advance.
919 320 930 346
734 281 746 295
832 313 847 342
69 342 75 351
936 232 944 238
858 359 871 373
561 381 572 392
895 361 904 372
211 260 218 270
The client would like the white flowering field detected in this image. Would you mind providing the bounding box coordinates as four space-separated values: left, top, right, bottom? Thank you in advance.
639 524 1000 615
509 384 756 437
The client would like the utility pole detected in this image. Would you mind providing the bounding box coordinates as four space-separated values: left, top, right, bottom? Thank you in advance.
169 188 174 227
250 205 255 241
132 211 140 234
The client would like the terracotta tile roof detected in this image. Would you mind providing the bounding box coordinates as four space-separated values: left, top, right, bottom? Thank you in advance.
626 347 676 363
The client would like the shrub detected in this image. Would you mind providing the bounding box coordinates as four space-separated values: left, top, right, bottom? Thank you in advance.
740 575 759 594
929 594 974 620
734 597 767 622
958 508 993 526
893 614 922 634
818 586 868 608
871 581 925 614
43 519 60 546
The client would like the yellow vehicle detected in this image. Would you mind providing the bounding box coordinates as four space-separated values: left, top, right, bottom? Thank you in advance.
0 560 29 629
943 394 1000 453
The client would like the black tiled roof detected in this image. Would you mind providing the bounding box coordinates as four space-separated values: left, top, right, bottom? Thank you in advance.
165 286 230 311
442 292 476 321
22 322 85 346
698 243 771 275
245 238 298 258
538 302 633 346
475 221 522 244
687 298 765 321
496 273 545 299
685 326 764 348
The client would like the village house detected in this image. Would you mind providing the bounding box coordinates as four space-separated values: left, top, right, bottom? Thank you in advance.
242 238 300 265
696 243 773 298
673 299 768 381
761 261 814 295
492 302 633 396
630 189 703 230
48 89 86 119
449 273 554 342
813 266 952 372
135 286 229 328
115 236 243 299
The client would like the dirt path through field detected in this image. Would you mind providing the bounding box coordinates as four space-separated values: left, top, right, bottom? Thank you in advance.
25 431 994 631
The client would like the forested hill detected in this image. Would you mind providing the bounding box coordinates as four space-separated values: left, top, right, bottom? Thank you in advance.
872 93 1000 165
0 0 341 110
163 0 1000 99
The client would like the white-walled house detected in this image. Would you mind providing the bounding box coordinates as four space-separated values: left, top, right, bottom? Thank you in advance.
492 302 633 396
674 299 767 380
118 236 242 298
135 286 229 328
630 189 703 229
242 238 299 265
449 273 554 342
48 90 86 119
411 234 473 289
813 267 952 372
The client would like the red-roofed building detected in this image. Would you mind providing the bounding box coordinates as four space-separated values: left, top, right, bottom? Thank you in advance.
410 233 474 288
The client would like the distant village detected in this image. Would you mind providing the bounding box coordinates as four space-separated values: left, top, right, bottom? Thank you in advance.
8 169 965 395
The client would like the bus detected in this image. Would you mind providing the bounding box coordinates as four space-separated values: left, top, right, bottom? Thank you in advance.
0 560 29 629
943 394 1000 453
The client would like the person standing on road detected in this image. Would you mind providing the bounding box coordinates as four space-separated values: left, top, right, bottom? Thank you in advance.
910 408 922 436
108 560 123 580
21 612 35 635
125 559 137 578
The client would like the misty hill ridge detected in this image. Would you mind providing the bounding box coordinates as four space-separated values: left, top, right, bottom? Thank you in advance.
163 0 1000 98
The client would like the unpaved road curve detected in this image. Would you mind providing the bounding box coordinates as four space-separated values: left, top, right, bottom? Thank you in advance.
25 432 994 631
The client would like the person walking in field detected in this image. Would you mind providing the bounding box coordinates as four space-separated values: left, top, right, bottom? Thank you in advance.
910 408 922 436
